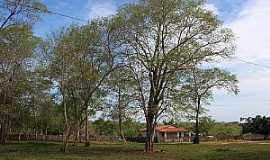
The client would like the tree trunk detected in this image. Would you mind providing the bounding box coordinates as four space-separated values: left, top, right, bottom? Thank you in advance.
145 117 155 152
0 123 6 144
193 97 201 144
118 114 126 143
264 134 268 140
79 130 82 143
62 125 71 153
18 132 21 142
0 92 9 145
35 128 38 141
118 88 126 143
62 92 70 153
74 121 80 145
85 109 89 146
45 128 48 141
0 116 8 145
75 129 79 144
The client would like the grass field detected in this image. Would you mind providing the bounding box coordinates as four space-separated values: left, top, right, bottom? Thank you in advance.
1 141 270 160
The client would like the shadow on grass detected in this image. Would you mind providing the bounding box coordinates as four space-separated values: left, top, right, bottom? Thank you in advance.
157 142 193 146
1 142 146 157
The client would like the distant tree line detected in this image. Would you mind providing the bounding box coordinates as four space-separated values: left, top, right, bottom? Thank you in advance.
241 115 270 140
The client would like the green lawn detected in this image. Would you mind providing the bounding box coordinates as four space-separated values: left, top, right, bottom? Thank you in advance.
1 141 270 160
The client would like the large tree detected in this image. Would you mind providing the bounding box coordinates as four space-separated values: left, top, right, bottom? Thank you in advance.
0 0 47 144
113 0 235 152
179 68 238 144
48 19 121 151
106 67 138 143
0 25 43 144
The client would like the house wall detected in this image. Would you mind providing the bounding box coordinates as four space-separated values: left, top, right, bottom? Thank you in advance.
156 131 191 142
165 132 179 142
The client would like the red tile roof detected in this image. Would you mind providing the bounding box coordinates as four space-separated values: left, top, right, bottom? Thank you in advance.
140 125 188 133
156 125 187 133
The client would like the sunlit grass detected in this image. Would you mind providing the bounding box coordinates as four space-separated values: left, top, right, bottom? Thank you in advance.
0 141 270 160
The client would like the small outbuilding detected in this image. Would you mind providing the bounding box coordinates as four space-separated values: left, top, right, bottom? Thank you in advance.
141 125 192 143
155 125 192 142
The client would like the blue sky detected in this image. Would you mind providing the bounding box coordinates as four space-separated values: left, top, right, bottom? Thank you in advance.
206 0 270 122
34 0 244 36
34 0 270 122
34 0 134 37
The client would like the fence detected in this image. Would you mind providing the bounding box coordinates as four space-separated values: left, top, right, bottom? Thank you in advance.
200 134 270 142
8 134 120 143
7 133 270 143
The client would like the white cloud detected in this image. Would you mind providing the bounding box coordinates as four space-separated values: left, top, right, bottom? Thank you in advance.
227 0 270 95
203 3 219 15
229 0 270 60
210 66 270 121
87 0 118 19
208 0 270 121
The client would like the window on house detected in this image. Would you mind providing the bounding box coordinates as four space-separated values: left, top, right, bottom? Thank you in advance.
162 132 165 137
